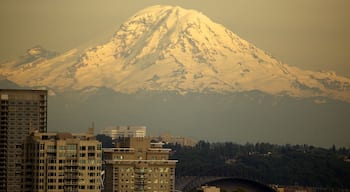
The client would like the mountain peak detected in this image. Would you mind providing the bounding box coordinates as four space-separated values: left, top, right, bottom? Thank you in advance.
1 5 350 102
132 5 205 19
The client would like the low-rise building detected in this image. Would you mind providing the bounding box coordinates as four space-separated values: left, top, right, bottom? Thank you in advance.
153 133 196 147
200 186 220 192
101 126 146 140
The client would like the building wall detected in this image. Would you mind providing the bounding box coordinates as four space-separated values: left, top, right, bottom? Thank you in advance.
0 89 47 192
23 129 102 192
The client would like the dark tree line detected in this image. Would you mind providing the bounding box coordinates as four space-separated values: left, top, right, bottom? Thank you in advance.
95 134 350 188
166 141 350 189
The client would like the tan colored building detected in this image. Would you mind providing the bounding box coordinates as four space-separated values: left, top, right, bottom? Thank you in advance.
153 133 196 147
101 126 147 140
103 137 177 192
0 89 47 192
23 128 102 192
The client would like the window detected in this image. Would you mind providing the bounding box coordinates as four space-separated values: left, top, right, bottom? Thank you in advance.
48 185 56 190
48 179 56 183
67 144 77 150
58 146 65 150
47 145 56 150
79 185 85 189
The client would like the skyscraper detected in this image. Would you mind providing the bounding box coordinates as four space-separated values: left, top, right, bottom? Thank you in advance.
0 89 47 192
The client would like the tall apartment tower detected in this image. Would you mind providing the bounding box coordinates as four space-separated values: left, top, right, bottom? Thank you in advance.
103 137 177 192
0 89 47 192
23 128 102 192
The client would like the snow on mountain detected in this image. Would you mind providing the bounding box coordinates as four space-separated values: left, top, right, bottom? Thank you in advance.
1 5 350 102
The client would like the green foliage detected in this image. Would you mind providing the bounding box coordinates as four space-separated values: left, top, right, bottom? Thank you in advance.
169 141 350 188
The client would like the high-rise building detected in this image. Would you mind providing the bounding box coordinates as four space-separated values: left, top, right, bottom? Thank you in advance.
0 89 47 192
23 128 102 192
103 137 177 192
101 126 146 140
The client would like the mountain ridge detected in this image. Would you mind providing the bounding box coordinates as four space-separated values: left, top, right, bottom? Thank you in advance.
1 5 350 102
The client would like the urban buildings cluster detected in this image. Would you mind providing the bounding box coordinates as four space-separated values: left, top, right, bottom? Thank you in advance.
100 127 196 147
0 89 177 192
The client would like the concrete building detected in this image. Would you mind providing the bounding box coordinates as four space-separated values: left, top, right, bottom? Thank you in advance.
101 126 146 140
153 133 196 147
23 128 102 192
200 186 220 192
103 137 177 192
0 89 47 192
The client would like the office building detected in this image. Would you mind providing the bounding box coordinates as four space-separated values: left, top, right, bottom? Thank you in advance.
23 128 102 192
103 137 177 192
0 89 47 192
101 126 146 140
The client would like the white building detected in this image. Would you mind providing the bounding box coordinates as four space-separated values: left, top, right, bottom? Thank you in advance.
201 186 220 192
100 126 146 140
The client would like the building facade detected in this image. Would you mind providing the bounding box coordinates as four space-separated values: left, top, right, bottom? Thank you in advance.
0 89 47 192
103 137 177 192
101 126 146 140
23 128 102 192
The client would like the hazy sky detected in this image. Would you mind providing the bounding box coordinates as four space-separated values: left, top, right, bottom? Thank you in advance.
1 0 349 77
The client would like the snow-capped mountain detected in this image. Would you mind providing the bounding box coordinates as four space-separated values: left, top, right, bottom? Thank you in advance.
1 5 350 102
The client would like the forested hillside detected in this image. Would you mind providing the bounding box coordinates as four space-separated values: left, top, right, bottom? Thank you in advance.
167 141 350 188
